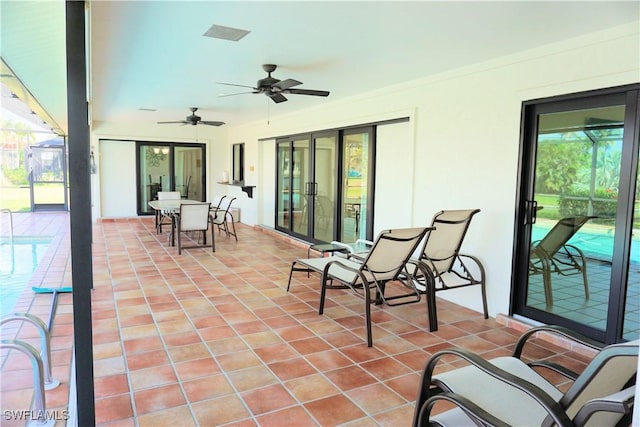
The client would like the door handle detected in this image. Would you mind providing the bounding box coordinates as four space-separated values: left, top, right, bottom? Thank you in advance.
524 200 538 225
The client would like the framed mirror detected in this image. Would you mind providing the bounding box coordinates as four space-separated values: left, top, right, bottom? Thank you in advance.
232 143 244 184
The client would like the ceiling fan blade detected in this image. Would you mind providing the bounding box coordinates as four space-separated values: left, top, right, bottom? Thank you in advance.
273 79 302 91
268 93 288 103
157 120 189 124
200 121 226 126
218 91 258 98
217 82 256 89
286 88 330 97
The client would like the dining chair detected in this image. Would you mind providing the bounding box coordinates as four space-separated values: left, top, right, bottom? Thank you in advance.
174 202 214 254
156 191 181 233
210 197 237 241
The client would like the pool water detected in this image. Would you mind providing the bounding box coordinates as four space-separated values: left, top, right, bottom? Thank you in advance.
0 236 52 316
532 223 639 265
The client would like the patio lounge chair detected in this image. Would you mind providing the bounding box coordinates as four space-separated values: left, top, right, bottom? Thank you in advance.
288 227 430 346
173 202 215 254
529 216 596 306
412 325 637 427
408 209 488 332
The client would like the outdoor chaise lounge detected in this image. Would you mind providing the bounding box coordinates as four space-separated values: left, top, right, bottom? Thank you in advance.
408 209 488 332
412 325 637 427
529 216 596 306
287 227 430 346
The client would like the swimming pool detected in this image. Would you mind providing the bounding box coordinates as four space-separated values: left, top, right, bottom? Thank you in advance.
0 236 52 316
532 222 640 265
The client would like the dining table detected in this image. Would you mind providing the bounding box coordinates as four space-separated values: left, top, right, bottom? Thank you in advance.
148 199 205 246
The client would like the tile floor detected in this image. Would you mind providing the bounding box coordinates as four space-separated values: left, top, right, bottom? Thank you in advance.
0 212 598 426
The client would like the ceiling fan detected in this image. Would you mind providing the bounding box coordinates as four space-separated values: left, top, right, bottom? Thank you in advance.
218 64 330 104
157 107 225 126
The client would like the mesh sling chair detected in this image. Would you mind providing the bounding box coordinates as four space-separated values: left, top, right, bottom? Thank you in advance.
156 191 181 234
210 196 237 241
408 209 488 332
529 216 596 306
413 325 637 427
173 202 215 254
288 227 430 346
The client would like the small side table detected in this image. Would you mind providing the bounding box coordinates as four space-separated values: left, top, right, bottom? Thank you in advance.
307 243 350 258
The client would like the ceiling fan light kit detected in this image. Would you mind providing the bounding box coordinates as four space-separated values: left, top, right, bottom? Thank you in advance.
218 64 330 104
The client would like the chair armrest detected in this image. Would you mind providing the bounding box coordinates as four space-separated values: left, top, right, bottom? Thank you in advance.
417 392 510 427
418 348 573 427
512 325 602 380
570 386 635 427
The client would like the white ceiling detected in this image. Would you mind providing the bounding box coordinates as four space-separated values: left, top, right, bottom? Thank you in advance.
1 1 639 135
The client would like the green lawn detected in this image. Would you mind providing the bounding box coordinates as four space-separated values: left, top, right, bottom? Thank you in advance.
0 185 67 211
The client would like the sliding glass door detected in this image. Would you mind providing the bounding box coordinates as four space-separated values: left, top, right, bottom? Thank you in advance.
339 128 374 242
276 133 338 242
513 84 639 344
136 142 206 215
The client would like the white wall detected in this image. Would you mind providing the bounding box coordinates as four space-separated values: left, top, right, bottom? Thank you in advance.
89 22 639 319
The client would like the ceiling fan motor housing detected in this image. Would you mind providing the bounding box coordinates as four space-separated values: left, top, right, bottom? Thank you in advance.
257 77 279 91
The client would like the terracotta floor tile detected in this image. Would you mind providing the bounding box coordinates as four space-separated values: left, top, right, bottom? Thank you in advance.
174 357 220 381
182 374 234 402
305 394 366 425
167 342 210 363
216 350 262 371
325 365 378 391
226 365 279 392
241 383 297 415
268 357 317 381
284 373 340 402
346 382 406 414
289 336 332 355
122 336 163 354
191 395 251 426
95 394 133 425
125 349 169 370
94 374 130 398
136 404 196 427
304 350 354 373
253 342 298 363
255 405 318 427
360 356 412 381
129 364 177 390
133 383 185 415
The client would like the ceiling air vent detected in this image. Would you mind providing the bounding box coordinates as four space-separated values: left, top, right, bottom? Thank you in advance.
203 24 250 42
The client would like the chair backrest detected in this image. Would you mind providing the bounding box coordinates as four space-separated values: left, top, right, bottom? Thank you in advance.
211 197 236 223
419 209 480 274
360 227 429 282
178 203 211 231
158 191 181 200
182 176 191 198
557 340 638 425
536 216 595 257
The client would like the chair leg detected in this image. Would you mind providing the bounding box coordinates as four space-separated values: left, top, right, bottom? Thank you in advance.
363 282 373 347
214 224 216 252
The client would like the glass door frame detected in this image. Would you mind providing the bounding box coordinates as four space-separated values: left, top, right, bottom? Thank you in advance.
339 126 375 242
29 141 68 211
135 141 206 215
512 83 640 344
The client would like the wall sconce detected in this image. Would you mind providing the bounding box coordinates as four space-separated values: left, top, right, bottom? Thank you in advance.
153 147 169 155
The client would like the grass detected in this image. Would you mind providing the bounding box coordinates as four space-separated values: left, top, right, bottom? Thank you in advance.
0 185 67 212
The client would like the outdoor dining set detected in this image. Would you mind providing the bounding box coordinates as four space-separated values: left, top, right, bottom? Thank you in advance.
148 191 238 254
